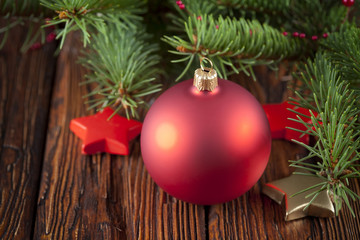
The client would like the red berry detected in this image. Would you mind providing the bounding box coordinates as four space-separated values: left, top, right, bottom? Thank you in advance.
311 36 318 41
293 32 299 37
176 1 182 5
323 33 329 38
179 3 185 9
283 31 288 36
46 32 56 42
299 33 306 38
342 0 355 7
30 42 42 50
197 16 202 20
45 18 51 25
216 25 219 29
44 18 55 30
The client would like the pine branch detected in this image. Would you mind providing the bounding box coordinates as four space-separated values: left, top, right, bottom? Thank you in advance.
321 25 360 88
170 0 346 33
0 0 50 51
40 0 145 48
163 14 301 80
80 22 162 119
215 0 290 20
171 0 219 18
166 0 288 43
216 0 290 12
284 0 346 35
289 54 360 216
1 0 44 15
169 0 289 28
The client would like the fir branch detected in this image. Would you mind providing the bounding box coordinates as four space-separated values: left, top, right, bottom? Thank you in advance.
215 0 290 18
168 0 289 29
171 0 219 19
168 0 290 24
284 0 346 36
216 0 290 11
163 14 301 80
80 23 162 119
165 0 220 37
0 0 50 52
321 25 360 88
40 0 145 48
1 0 44 15
289 55 360 216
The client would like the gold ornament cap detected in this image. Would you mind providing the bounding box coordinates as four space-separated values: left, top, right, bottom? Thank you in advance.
193 57 218 91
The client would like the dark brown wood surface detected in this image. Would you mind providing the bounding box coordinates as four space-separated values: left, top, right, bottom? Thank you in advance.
0 25 57 239
1 28 360 240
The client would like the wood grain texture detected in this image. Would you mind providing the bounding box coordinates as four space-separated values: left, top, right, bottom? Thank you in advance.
33 32 206 239
121 142 206 240
33 32 127 239
0 25 57 239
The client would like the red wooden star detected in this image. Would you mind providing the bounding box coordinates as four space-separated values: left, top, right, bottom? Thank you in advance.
70 107 142 155
262 101 317 145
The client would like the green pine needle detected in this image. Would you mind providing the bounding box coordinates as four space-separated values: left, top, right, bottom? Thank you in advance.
163 14 301 81
80 22 162 119
0 0 49 52
40 0 145 48
321 25 360 88
289 54 360 216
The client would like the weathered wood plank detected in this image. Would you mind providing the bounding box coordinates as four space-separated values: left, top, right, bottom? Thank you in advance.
33 32 127 239
208 69 360 240
121 142 206 239
34 32 206 240
0 25 57 239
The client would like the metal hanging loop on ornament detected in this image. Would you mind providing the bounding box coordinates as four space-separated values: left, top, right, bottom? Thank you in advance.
193 57 218 91
200 57 213 72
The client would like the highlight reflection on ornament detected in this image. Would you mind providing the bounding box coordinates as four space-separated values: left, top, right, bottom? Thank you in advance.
155 123 178 150
141 58 271 205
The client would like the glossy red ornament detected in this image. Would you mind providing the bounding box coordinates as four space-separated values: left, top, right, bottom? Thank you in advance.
342 0 354 7
141 79 271 205
262 101 317 145
70 107 142 155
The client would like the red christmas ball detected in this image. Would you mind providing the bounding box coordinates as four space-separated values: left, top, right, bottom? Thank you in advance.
141 78 271 205
342 0 354 7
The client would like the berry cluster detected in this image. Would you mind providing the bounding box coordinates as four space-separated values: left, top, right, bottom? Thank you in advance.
176 1 185 9
282 31 329 41
342 0 355 7
30 18 57 51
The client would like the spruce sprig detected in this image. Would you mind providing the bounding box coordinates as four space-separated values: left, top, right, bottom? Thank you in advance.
285 0 346 36
215 0 290 14
321 25 360 88
0 0 49 51
1 0 43 14
40 0 145 49
288 55 360 216
163 14 301 80
80 23 162 119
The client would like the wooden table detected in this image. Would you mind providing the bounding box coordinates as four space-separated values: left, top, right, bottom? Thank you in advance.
1 27 359 240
